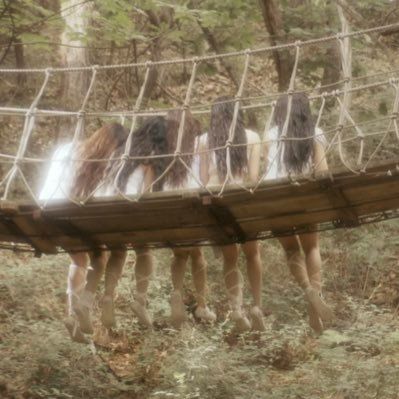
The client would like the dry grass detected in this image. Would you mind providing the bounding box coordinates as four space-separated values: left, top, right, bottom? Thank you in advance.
1 221 399 398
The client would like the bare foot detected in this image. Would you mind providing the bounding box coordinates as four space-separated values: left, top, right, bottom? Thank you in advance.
64 316 90 344
305 287 334 322
250 306 266 332
101 295 116 329
231 310 251 333
132 300 153 328
170 291 187 329
195 306 216 323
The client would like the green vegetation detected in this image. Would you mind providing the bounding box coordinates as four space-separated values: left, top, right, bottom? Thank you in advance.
1 223 399 398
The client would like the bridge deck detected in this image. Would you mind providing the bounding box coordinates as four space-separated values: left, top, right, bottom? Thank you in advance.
0 161 398 254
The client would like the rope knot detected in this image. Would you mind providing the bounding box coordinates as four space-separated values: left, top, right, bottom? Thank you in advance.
389 77 399 85
44 67 53 76
337 123 344 131
225 140 233 147
336 32 344 40
343 76 351 84
26 109 36 118
77 110 86 119
294 40 302 47
391 111 398 120
121 154 129 162
182 104 190 111
145 61 153 68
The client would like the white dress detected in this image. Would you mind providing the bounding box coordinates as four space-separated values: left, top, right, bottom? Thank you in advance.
39 142 147 201
39 143 74 201
264 126 326 180
199 129 261 186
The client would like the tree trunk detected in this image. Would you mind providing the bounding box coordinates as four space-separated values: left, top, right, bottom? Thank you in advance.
321 1 341 92
58 0 91 138
258 0 293 91
14 38 26 91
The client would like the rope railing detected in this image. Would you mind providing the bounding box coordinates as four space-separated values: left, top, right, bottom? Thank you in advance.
0 22 398 74
0 23 398 210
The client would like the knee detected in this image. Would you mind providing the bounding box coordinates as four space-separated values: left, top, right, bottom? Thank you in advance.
243 247 260 264
111 249 127 262
136 248 153 262
303 244 318 258
71 252 90 269
222 247 239 266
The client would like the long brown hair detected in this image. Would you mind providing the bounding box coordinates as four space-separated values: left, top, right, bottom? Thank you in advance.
209 96 247 181
164 110 201 188
115 116 169 192
273 93 315 174
71 123 128 198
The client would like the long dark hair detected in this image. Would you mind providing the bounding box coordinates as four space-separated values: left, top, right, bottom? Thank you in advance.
71 123 128 198
209 96 247 181
114 116 168 192
274 92 315 174
164 110 201 188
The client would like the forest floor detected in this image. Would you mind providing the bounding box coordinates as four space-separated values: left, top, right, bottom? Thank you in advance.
1 220 399 399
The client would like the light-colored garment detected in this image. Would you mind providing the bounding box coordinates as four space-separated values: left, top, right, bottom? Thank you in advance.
199 129 261 185
39 143 74 201
264 126 326 180
39 142 147 201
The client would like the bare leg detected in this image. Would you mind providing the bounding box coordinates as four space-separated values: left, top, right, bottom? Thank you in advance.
190 248 216 323
85 251 108 293
170 249 189 328
132 248 153 327
64 252 89 343
241 241 266 331
279 235 332 332
222 244 251 332
67 252 89 315
278 236 310 290
299 232 334 330
101 248 127 328
77 250 108 334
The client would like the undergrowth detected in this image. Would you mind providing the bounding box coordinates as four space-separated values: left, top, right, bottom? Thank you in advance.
1 220 399 398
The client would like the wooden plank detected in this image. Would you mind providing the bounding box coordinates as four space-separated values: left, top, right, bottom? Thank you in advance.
202 196 246 243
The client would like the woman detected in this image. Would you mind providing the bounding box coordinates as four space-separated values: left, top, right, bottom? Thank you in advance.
199 96 265 332
39 123 128 343
162 109 216 328
77 116 169 334
264 92 334 333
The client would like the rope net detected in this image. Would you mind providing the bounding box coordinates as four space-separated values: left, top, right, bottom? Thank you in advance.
0 23 399 253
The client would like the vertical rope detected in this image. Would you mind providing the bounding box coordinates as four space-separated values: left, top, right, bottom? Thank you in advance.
363 78 399 170
218 51 251 196
140 59 199 197
336 4 361 174
112 63 152 200
41 66 98 207
1 69 52 201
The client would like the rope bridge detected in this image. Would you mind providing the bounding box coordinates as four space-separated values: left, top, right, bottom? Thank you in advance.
0 23 399 254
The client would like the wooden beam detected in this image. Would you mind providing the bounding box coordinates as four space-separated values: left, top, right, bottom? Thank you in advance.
202 196 247 243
